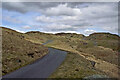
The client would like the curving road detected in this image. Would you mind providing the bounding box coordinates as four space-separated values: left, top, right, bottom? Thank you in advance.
2 41 67 80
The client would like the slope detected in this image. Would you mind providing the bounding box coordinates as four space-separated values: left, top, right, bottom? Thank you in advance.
1 27 48 75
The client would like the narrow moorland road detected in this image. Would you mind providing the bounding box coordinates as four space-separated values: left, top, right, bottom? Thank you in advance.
2 40 67 79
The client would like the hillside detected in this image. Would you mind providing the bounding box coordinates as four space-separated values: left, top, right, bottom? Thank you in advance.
87 33 120 40
85 32 120 52
25 31 119 65
1 27 119 78
25 31 119 78
25 31 55 44
1 27 48 75
55 33 85 38
50 52 105 78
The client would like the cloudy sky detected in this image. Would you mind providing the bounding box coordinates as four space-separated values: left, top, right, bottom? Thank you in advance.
1 2 118 35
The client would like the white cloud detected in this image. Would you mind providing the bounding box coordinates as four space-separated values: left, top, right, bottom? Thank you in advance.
16 29 25 33
2 2 118 35
64 31 78 33
103 26 118 33
42 30 78 34
81 3 118 19
45 24 72 30
42 3 82 16
35 15 79 23
84 29 96 35
36 15 54 22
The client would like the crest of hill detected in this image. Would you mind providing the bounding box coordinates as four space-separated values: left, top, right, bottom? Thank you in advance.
26 31 54 35
0 27 23 34
55 32 85 38
86 32 120 40
25 31 85 40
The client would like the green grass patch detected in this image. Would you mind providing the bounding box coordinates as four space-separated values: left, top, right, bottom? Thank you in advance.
49 52 103 78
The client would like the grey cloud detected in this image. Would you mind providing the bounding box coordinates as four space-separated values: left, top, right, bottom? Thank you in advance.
2 2 63 13
35 2 118 33
2 2 28 13
2 2 95 14
2 2 118 35
22 2 60 9
50 27 77 32
81 3 118 19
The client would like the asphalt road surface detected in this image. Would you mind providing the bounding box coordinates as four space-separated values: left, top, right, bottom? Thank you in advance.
2 48 67 79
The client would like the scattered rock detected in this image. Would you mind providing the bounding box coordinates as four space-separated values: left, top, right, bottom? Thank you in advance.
75 68 79 71
27 53 34 58
90 61 96 68
17 59 21 63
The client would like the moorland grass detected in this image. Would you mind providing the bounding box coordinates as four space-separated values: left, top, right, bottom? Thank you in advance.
49 52 104 78
2 27 48 75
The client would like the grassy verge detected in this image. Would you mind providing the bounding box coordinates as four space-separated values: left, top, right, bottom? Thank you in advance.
49 52 104 78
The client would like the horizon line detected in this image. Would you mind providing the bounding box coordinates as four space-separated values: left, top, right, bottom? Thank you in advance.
0 26 119 37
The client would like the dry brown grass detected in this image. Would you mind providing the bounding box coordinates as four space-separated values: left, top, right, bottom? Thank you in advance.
2 27 48 75
5 28 119 78
49 52 103 78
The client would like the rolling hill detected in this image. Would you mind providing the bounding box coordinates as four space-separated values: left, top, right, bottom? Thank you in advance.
25 31 119 65
1 27 48 75
85 32 120 52
1 27 120 78
25 31 119 78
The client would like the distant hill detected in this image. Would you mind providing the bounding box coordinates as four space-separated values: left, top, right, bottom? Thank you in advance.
25 31 55 44
84 32 120 52
1 27 48 75
25 31 120 52
55 32 85 38
26 31 120 41
86 32 120 40
26 31 53 35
